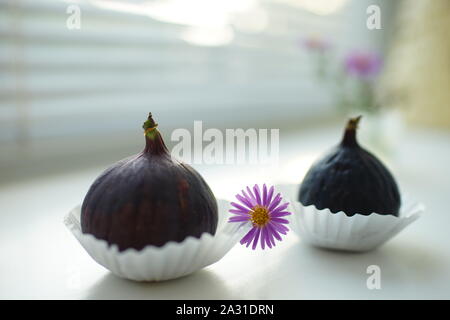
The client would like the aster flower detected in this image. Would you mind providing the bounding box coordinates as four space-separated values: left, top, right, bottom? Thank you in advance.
344 50 382 79
228 184 291 250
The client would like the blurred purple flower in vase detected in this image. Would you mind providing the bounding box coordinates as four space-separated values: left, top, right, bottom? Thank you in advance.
302 35 331 52
345 50 382 79
301 35 332 79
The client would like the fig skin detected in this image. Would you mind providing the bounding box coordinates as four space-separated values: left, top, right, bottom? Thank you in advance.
81 113 218 251
298 116 401 217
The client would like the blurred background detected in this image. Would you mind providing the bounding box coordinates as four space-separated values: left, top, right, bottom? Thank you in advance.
1 0 449 183
1 0 450 299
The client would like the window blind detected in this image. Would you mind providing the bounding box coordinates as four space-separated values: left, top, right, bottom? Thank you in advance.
0 0 391 178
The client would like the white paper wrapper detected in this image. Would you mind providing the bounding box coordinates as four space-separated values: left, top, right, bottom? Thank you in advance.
277 184 424 252
64 199 246 282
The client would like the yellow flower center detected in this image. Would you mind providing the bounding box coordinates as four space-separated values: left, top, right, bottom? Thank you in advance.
250 205 270 227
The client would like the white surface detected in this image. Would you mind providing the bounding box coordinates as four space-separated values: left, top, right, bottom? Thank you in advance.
1 125 450 299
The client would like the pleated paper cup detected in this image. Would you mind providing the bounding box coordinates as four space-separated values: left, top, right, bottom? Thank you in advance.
277 184 424 252
64 199 246 282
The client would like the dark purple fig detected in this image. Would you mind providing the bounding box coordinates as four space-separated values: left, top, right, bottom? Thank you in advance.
81 113 218 251
298 116 401 217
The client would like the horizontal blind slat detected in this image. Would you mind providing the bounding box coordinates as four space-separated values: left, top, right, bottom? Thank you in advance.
0 0 384 146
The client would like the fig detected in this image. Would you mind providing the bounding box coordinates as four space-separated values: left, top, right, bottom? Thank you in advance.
298 116 401 216
81 113 218 251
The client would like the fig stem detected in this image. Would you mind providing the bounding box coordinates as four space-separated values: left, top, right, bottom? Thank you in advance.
142 112 169 156
341 116 362 147
346 115 362 131
143 112 158 131
143 112 160 140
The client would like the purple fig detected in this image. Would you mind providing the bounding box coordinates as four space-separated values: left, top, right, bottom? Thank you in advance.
81 113 218 251
298 116 401 217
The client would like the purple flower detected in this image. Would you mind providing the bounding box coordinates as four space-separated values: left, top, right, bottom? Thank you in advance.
344 50 382 78
228 184 291 250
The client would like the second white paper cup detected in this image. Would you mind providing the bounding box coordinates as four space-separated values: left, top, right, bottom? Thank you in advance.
277 184 424 252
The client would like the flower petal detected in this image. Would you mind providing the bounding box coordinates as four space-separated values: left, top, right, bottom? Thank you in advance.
266 186 274 205
229 216 249 223
241 189 256 207
268 193 282 212
231 202 249 213
271 211 291 217
260 228 266 250
252 228 261 250
271 217 289 224
240 227 257 245
263 227 273 248
246 186 257 204
262 184 268 206
270 202 290 215
263 233 270 248
253 184 262 206
235 194 253 210
266 230 275 248
267 223 282 241
271 222 289 234
229 209 249 216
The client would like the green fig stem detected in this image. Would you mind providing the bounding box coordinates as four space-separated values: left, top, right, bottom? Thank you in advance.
341 116 361 147
142 113 169 156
